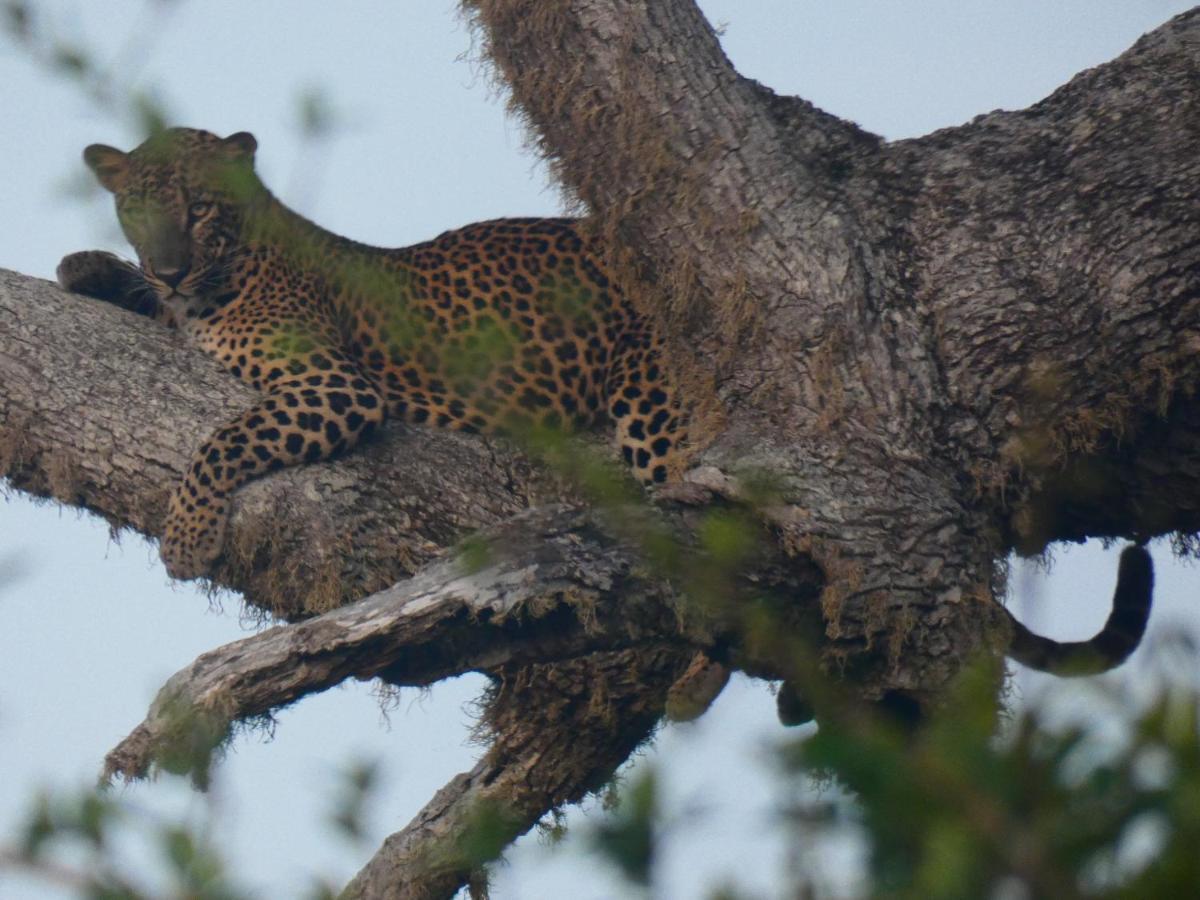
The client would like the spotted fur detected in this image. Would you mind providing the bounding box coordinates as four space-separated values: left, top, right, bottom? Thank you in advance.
62 128 689 579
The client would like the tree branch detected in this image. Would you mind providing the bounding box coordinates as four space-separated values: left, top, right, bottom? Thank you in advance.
0 268 547 619
0 264 819 900
897 8 1200 517
341 648 685 900
463 0 882 401
463 2 1200 701
102 504 714 783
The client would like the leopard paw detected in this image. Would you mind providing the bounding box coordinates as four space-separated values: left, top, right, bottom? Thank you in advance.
57 250 152 313
57 250 129 293
159 490 229 581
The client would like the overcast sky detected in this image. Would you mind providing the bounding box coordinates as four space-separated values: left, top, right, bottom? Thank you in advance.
2 2 1197 898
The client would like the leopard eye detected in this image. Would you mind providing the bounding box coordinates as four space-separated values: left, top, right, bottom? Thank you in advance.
188 201 214 219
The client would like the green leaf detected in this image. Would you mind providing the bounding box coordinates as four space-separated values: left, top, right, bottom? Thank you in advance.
592 770 658 886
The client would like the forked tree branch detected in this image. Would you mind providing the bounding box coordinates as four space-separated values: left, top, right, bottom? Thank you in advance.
103 494 825 783
463 0 1200 688
102 504 705 783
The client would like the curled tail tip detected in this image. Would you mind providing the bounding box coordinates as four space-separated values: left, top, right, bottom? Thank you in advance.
1101 542 1154 661
1118 544 1154 589
1008 542 1154 677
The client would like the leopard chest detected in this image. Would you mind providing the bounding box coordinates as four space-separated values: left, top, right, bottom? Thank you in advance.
183 286 343 394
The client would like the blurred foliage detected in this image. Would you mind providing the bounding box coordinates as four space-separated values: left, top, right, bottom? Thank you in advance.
591 770 659 888
454 796 529 880
4 784 245 899
326 759 381 844
584 665 1200 899
2 0 172 138
295 86 340 141
2 0 342 211
33 656 1195 899
0 760 397 899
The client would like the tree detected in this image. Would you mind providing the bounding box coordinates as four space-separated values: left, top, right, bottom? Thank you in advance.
1 3 1198 898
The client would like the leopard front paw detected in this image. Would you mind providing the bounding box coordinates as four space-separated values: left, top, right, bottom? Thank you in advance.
57 250 129 294
57 250 152 313
160 489 229 581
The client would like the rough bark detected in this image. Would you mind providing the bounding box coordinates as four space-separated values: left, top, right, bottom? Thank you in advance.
464 0 1200 692
3 4 1199 898
341 647 686 900
1 270 825 897
102 500 821 785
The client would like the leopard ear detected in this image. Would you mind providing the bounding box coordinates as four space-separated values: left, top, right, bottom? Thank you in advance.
83 144 129 192
222 131 257 161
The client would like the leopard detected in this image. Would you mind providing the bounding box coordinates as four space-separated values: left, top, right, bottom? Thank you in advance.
59 128 1153 723
58 127 690 583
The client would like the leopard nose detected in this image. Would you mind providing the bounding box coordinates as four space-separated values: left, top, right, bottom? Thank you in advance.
158 265 190 289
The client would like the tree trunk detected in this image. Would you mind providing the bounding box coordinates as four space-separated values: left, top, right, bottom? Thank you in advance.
2 4 1199 897
465 0 1200 693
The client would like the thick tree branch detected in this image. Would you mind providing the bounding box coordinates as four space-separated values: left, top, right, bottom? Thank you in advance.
3 269 782 899
467 3 1200 439
463 0 999 704
101 505 711 782
899 10 1200 505
341 648 686 900
0 265 822 900
464 0 882 402
104 496 827 784
0 268 546 619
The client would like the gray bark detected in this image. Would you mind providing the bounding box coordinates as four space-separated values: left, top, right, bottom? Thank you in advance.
3 3 1199 898
101 499 822 785
464 0 1200 692
341 647 687 900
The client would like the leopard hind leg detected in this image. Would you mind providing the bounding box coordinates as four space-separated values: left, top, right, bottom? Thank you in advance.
604 329 688 485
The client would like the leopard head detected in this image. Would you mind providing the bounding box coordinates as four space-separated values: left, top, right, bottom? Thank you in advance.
84 127 260 300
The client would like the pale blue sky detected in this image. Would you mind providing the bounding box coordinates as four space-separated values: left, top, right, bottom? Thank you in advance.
1 2 1197 898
